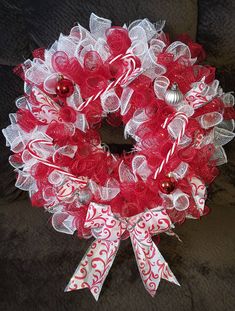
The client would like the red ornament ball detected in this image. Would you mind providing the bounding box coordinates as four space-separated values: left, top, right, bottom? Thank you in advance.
55 78 74 98
159 177 176 194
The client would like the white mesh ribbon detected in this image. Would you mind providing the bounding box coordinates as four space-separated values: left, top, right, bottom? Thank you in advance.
167 115 192 146
150 38 166 54
100 89 121 113
128 18 166 77
213 127 235 146
199 112 223 129
135 18 157 41
30 138 55 159
124 109 149 140
48 170 66 186
143 57 166 80
217 119 235 132
177 103 195 117
3 123 28 153
173 190 190 211
89 13 111 40
132 155 151 181
119 161 137 183
166 41 196 64
9 155 24 169
120 87 134 115
24 59 50 85
74 112 88 132
15 169 37 192
52 145 77 161
43 73 58 94
15 96 30 110
56 34 77 58
133 34 166 77
67 85 83 109
2 119 51 154
171 162 189 180
154 76 170 99
161 190 189 212
52 211 76 235
210 146 228 165
161 175 206 214
74 28 97 63
221 92 234 107
128 18 165 37
89 178 120 201
129 31 148 58
21 150 39 172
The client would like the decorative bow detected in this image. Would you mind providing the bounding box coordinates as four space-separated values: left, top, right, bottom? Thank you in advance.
65 203 179 300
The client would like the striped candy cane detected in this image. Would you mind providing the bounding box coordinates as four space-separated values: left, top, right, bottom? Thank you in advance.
27 139 88 186
154 112 188 179
76 53 142 111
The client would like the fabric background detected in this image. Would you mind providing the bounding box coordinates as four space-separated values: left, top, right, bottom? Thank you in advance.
0 1 234 310
0 0 198 66
197 0 235 70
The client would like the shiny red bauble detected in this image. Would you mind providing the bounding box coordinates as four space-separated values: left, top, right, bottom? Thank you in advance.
55 78 74 98
159 177 176 194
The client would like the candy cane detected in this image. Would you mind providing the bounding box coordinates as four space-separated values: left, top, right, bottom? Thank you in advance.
27 139 88 185
76 53 142 111
154 112 188 179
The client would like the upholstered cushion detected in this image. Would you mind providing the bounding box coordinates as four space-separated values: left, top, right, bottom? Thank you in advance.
197 0 235 69
0 1 31 66
0 0 197 66
0 65 23 199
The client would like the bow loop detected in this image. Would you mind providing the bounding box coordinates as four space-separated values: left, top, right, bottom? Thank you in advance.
85 203 124 241
131 209 172 247
142 208 172 234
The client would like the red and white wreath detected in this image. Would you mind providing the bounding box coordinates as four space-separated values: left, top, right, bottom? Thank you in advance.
3 13 235 300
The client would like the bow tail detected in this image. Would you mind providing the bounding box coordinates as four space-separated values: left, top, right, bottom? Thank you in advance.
153 244 180 286
130 234 180 297
65 238 120 301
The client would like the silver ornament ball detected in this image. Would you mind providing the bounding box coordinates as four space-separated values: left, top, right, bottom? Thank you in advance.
165 83 183 106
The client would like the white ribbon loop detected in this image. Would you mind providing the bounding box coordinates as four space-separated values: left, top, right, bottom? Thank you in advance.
189 176 207 216
89 13 112 39
65 203 179 300
154 76 170 99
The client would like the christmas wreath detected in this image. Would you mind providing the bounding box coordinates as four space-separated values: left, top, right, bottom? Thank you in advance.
2 13 235 300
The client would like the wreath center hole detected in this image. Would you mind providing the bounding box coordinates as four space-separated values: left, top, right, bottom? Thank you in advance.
99 120 135 155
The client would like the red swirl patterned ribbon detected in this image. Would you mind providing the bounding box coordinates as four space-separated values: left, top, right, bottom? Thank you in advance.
65 203 179 300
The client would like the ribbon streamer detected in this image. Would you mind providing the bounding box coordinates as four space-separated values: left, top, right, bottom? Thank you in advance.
65 202 179 300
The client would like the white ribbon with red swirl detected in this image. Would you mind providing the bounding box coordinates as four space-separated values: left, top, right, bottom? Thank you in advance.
65 202 179 300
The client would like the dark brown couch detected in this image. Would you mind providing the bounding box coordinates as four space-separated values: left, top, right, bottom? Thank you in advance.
0 1 234 310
